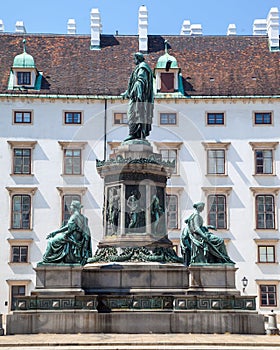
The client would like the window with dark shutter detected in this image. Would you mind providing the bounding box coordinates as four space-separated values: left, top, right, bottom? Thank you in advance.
160 73 174 92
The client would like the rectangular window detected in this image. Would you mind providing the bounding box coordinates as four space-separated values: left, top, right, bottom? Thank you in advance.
207 113 224 125
207 149 225 174
11 246 28 263
13 148 31 174
12 194 31 229
160 113 177 125
62 194 81 225
255 150 273 174
11 285 26 311
255 113 272 125
14 111 32 124
208 195 227 229
160 73 174 93
260 285 277 306
114 113 128 124
160 149 177 173
64 112 81 124
258 246 275 263
64 149 81 175
256 195 275 229
166 194 178 229
17 72 31 85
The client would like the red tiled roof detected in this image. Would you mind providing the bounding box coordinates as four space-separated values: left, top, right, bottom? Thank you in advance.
0 33 279 96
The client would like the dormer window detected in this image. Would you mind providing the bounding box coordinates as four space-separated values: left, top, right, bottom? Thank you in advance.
154 40 184 95
8 39 42 91
17 72 31 86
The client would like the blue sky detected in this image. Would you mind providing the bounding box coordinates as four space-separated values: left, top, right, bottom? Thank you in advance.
0 0 279 35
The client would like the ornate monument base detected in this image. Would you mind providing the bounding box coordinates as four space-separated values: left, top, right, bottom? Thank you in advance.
6 263 265 334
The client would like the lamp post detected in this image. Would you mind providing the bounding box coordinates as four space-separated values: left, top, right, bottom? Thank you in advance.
242 276 248 292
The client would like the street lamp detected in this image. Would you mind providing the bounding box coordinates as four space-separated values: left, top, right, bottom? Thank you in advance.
242 276 248 292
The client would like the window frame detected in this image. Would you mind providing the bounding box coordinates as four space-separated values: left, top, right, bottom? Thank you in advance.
206 112 225 126
6 279 31 312
154 142 183 176
7 239 33 264
8 141 37 176
249 142 278 176
63 149 82 175
160 72 175 93
259 284 277 307
165 187 183 231
250 187 279 231
11 245 28 263
113 112 128 125
207 194 227 229
254 112 273 126
202 186 232 231
13 148 32 175
207 149 225 175
62 194 82 226
13 110 33 124
11 194 31 230
6 187 37 231
166 194 179 230
257 245 276 263
159 112 177 126
16 71 31 86
202 142 230 176
56 187 87 225
255 194 275 230
58 141 87 176
63 111 82 125
160 149 178 173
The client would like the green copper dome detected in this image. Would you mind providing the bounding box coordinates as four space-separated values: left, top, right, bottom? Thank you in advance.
13 51 36 68
156 52 178 69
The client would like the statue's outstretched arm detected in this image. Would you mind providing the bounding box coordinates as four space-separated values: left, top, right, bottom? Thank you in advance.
46 225 68 239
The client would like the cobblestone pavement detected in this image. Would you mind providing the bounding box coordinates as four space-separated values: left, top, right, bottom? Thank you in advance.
0 333 280 350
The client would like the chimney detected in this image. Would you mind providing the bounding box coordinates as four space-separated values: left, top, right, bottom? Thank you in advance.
90 8 102 50
227 24 236 35
191 24 202 36
67 19 76 34
180 20 191 35
138 5 148 52
0 20 4 32
15 21 26 33
253 19 267 35
267 7 279 50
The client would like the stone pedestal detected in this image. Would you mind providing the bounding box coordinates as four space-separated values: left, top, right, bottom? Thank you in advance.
33 265 84 295
96 140 174 251
6 310 264 335
83 262 189 294
6 262 265 335
188 264 239 295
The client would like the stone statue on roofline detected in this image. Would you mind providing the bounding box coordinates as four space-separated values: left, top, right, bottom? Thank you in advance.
180 202 234 266
121 52 154 141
